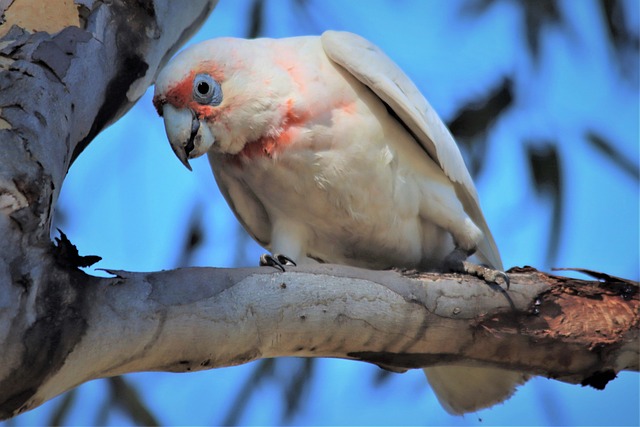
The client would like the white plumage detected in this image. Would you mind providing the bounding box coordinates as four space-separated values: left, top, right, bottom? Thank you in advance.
153 30 526 414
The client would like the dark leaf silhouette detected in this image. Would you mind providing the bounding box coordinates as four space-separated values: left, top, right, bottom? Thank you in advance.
448 78 513 140
599 0 640 81
600 1 640 53
459 0 495 15
283 358 314 421
526 142 563 266
94 377 159 426
601 0 625 47
373 367 393 385
462 0 563 61
175 203 205 267
221 358 314 425
448 77 513 177
222 359 276 426
48 389 77 426
521 0 562 60
586 132 640 182
248 0 265 39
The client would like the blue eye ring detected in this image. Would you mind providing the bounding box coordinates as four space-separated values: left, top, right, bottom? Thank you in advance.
193 74 222 106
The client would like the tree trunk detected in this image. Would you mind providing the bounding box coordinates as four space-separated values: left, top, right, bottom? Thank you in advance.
0 0 217 419
0 0 637 421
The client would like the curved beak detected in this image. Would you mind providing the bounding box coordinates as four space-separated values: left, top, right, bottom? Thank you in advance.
162 104 201 171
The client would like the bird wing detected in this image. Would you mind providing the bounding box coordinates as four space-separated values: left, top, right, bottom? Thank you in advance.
321 30 503 270
207 153 273 249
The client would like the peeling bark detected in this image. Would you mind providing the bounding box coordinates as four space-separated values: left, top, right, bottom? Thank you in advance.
0 0 638 422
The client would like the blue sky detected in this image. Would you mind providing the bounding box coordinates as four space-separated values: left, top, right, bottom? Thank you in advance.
8 0 639 425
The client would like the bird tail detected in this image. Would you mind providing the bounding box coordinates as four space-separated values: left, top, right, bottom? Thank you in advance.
424 365 529 414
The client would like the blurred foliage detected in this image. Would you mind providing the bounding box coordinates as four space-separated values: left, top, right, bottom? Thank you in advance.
223 358 314 425
223 359 276 425
600 0 640 80
175 202 206 267
525 142 563 267
586 131 640 181
46 377 158 426
96 377 159 426
48 388 76 426
248 0 264 38
464 0 639 81
248 0 322 38
464 0 563 61
454 0 637 268
447 77 514 177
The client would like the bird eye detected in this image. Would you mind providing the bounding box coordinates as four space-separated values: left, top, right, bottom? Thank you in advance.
193 74 222 106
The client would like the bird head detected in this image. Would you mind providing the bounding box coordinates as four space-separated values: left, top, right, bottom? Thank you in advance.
153 38 292 170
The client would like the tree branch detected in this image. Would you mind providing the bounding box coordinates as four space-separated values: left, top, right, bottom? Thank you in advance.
2 263 636 419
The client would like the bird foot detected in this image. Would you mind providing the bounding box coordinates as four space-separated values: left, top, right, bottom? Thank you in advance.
459 261 510 288
259 253 297 272
445 248 510 288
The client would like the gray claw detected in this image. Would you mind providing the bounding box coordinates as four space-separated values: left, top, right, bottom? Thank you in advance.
259 253 296 272
445 248 509 287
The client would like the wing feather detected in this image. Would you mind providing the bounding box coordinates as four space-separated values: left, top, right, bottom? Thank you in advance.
321 30 502 269
208 153 272 249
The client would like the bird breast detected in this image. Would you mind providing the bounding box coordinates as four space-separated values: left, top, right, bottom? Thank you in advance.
218 91 454 269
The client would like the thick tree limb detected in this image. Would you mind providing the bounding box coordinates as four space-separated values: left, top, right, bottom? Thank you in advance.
1 260 637 419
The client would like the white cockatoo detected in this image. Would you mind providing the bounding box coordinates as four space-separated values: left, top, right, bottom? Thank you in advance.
153 30 527 414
